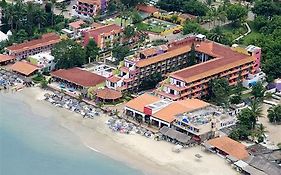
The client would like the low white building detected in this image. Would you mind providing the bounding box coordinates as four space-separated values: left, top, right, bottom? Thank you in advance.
28 53 56 73
242 71 266 88
0 31 8 42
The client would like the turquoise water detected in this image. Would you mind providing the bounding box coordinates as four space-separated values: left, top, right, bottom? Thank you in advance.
0 94 142 175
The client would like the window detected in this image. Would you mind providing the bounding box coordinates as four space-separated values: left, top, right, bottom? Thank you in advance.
169 89 175 95
176 81 181 86
110 82 115 87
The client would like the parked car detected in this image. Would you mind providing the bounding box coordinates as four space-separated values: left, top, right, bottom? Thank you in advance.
173 30 181 34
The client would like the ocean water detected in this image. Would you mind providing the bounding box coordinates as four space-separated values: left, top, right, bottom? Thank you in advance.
0 94 142 175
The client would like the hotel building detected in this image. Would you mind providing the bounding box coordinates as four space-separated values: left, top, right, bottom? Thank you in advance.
73 0 107 19
106 35 261 94
5 33 61 60
83 24 123 50
157 37 261 100
124 93 237 141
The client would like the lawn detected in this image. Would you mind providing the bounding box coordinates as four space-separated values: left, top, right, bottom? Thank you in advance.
220 23 248 41
102 17 132 26
135 18 178 33
135 22 165 33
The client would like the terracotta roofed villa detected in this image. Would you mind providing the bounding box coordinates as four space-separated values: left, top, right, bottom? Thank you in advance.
205 136 249 160
5 33 61 60
51 67 105 88
10 61 39 76
83 24 123 49
0 54 16 65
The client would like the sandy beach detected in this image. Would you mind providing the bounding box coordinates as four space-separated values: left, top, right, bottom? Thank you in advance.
6 87 238 175
260 103 281 145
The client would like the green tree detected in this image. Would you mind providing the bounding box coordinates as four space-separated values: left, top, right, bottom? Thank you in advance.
226 4 248 26
0 0 7 7
183 0 209 16
139 73 162 91
112 45 130 63
107 0 117 14
52 39 86 69
267 105 281 123
131 10 142 24
40 79 48 89
248 100 263 129
207 78 230 106
14 29 28 43
85 39 99 63
124 25 136 38
230 95 242 104
170 15 178 23
120 0 146 8
188 43 196 66
208 26 231 45
251 82 265 100
253 0 281 18
183 21 207 35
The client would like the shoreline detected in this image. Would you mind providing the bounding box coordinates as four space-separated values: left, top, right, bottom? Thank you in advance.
4 87 238 175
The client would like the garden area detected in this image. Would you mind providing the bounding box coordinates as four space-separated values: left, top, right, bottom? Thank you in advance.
101 17 132 27
135 18 178 34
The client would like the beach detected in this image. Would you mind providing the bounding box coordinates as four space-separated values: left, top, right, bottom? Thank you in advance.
260 104 281 145
1 87 238 175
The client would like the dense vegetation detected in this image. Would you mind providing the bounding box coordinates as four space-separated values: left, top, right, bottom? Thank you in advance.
267 105 281 124
0 0 67 51
51 39 86 69
158 0 209 16
229 101 265 142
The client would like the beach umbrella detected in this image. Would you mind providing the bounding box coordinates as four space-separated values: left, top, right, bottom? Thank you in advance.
79 102 86 106
5 72 11 76
2 75 8 79
44 93 51 98
53 96 59 101
172 145 183 153
195 154 202 159
64 95 71 100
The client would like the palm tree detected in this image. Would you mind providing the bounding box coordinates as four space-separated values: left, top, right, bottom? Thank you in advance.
218 11 227 26
257 124 266 138
58 3 68 16
34 8 46 30
3 5 15 30
50 0 56 27
26 2 34 36
209 26 224 43
267 105 281 123
248 100 263 129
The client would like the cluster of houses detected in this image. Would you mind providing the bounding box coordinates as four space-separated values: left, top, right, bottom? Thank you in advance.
1 2 280 174
203 137 281 175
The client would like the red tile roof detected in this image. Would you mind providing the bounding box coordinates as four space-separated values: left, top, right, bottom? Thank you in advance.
78 0 100 5
153 99 210 123
6 33 61 54
136 4 159 14
10 61 39 76
206 136 249 160
69 20 85 29
126 93 160 113
107 75 121 83
86 24 123 38
171 41 255 83
0 54 16 63
51 67 105 87
96 88 122 100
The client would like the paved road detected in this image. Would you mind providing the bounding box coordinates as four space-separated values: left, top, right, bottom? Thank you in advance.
53 0 76 19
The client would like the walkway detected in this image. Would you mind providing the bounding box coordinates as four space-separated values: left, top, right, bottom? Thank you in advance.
233 22 251 42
